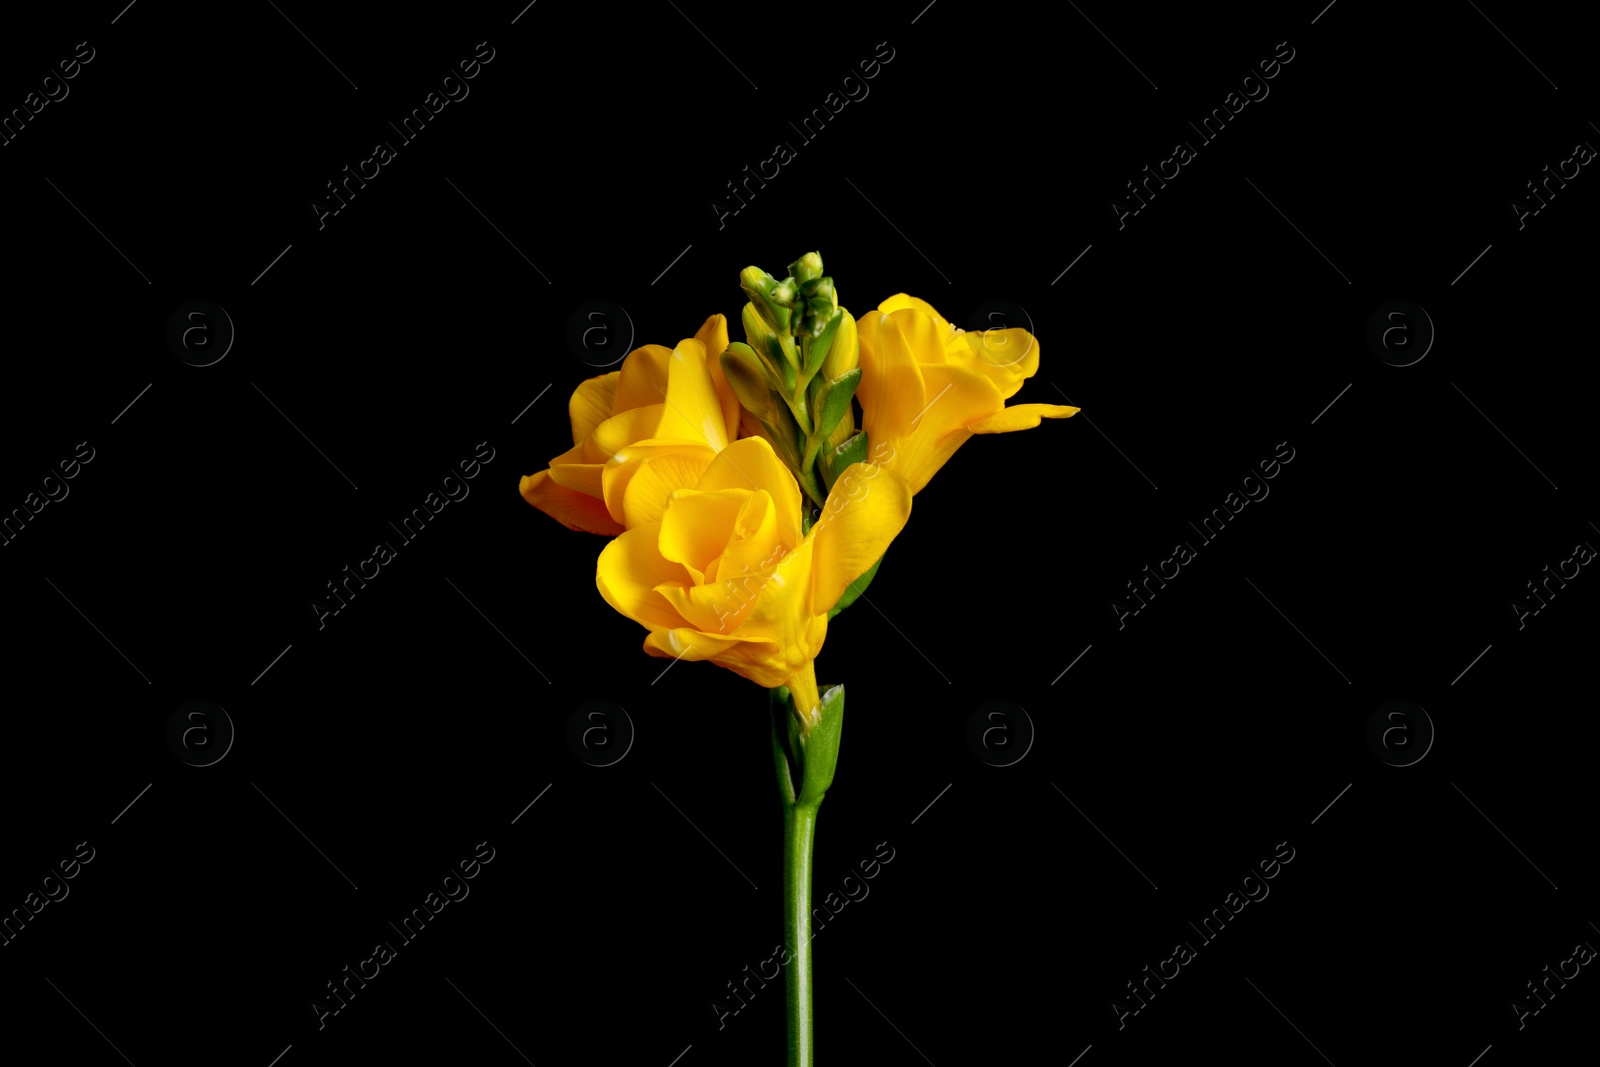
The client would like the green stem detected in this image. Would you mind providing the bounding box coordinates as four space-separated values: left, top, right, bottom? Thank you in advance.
800 430 825 484
796 463 829 517
784 799 819 1067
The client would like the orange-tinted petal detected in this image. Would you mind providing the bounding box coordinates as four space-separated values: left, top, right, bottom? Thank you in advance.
520 469 624 535
545 460 605 499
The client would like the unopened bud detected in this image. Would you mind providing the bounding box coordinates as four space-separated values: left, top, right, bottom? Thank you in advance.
789 251 824 287
820 309 858 380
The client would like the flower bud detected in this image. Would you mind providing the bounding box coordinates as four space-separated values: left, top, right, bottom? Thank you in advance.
819 309 857 380
739 266 792 334
795 277 836 339
742 301 797 389
721 343 777 419
789 251 824 287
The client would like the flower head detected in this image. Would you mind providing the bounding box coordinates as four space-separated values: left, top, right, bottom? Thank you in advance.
855 295 1078 494
595 436 911 699
520 315 739 533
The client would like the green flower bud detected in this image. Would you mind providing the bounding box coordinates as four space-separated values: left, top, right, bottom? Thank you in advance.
822 430 868 490
721 342 777 419
825 402 856 450
740 265 777 300
742 301 797 382
739 266 792 334
799 307 840 384
789 251 824 287
795 277 836 339
814 367 861 439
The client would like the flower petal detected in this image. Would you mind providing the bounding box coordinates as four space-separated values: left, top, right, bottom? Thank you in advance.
878 293 953 337
600 436 702 525
642 627 792 691
883 306 949 364
713 488 781 583
658 487 751 580
592 404 665 455
569 372 620 443
654 583 730 633
520 469 624 535
545 460 606 499
693 437 805 545
696 314 742 446
727 537 826 686
856 309 929 442
596 523 695 630
613 344 674 413
809 464 912 616
968 402 1080 434
617 445 718 528
642 627 748 660
654 338 731 451
879 363 1004 494
950 329 1040 400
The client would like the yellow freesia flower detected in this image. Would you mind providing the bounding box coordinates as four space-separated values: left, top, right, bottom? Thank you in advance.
855 295 1078 495
520 315 739 534
595 436 911 721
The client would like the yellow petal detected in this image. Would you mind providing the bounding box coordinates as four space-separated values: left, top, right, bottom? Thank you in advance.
968 403 1079 434
878 293 953 337
915 363 1005 432
809 464 912 615
856 309 929 442
654 338 731 451
879 363 1004 494
613 344 674 412
519 470 624 535
618 445 717 528
596 523 695 631
600 437 704 525
545 460 605 499
951 329 1040 400
723 537 826 686
656 489 787 635
885 306 948 364
658 487 751 580
657 547 776 635
711 488 782 585
592 404 665 455
696 314 742 443
592 404 672 521
693 437 805 544
569 372 620 443
642 627 747 661
654 583 730 633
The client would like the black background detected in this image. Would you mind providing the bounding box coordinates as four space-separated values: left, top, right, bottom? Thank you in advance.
1 2 1595 1065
